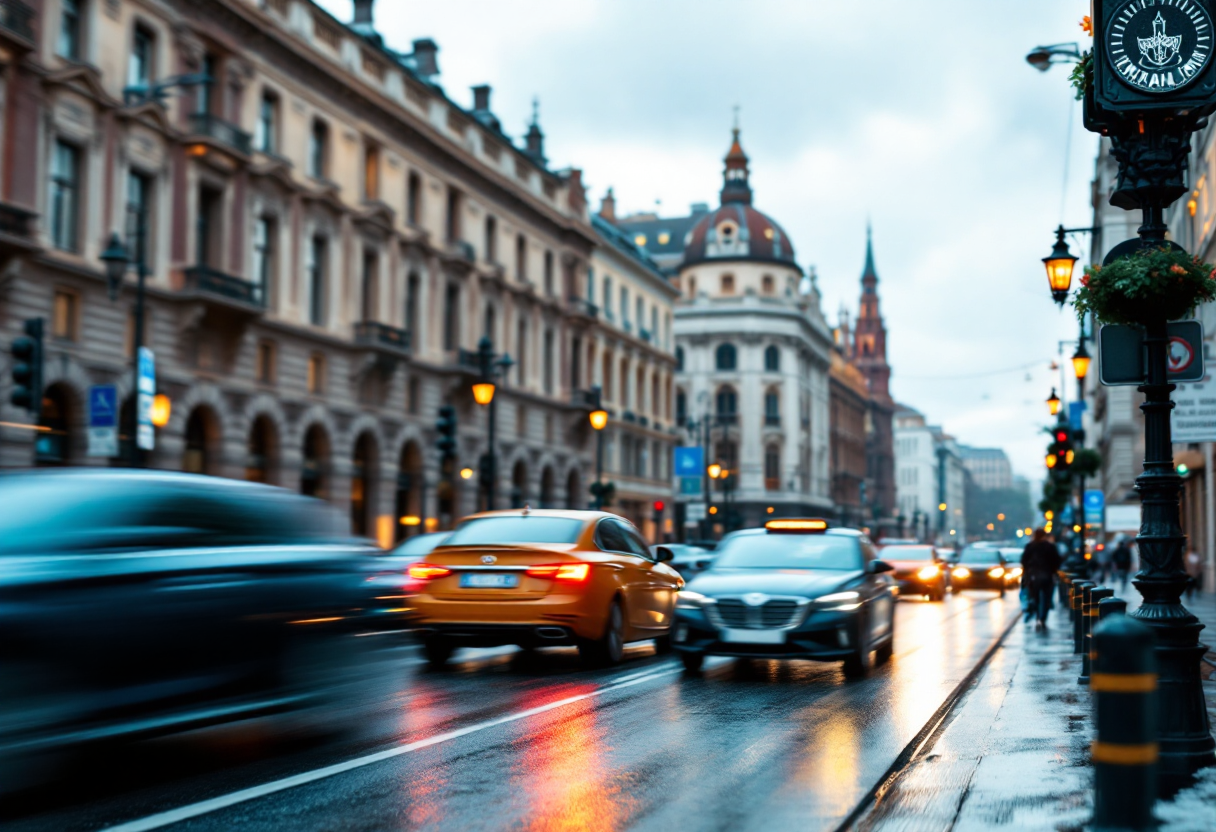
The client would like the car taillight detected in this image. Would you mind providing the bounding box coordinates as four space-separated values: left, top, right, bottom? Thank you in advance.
526 563 591 582
408 564 452 580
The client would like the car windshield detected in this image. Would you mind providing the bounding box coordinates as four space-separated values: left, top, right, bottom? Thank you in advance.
444 517 585 546
390 533 450 556
713 533 862 570
880 545 936 561
960 546 1003 563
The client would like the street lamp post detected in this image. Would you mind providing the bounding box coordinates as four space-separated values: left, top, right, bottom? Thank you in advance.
471 336 513 512
101 229 149 469
589 386 608 509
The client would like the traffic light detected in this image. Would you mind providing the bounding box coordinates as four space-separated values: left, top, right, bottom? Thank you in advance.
9 318 44 419
1046 424 1074 472
653 500 665 513
435 405 457 467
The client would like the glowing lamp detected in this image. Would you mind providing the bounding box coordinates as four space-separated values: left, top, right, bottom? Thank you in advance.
1043 225 1077 304
589 408 608 431
1072 342 1091 381
708 463 723 480
938 503 947 512
400 515 422 526
460 467 474 480
1047 388 1061 416
1046 453 1058 469
150 393 171 428
472 382 496 406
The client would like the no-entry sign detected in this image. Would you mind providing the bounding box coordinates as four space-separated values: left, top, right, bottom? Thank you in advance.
1098 321 1205 385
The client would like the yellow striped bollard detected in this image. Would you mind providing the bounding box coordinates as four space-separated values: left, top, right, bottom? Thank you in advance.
1073 581 1094 655
1079 587 1113 685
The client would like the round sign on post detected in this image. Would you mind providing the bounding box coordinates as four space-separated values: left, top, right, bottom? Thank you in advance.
1166 335 1195 374
1106 0 1214 94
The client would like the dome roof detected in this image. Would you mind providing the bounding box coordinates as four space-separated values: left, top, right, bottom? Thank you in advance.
683 203 797 266
681 127 797 267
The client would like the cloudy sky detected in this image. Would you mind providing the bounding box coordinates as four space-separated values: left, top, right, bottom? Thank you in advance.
319 0 1100 484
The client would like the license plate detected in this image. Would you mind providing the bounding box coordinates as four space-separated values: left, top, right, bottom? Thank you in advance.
459 573 520 589
720 628 785 644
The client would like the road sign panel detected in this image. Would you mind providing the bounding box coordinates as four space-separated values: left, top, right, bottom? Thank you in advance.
87 384 118 458
674 446 704 477
136 347 155 451
679 476 703 495
684 502 706 523
1099 321 1205 386
1172 369 1216 442
1069 401 1086 431
1084 489 1105 524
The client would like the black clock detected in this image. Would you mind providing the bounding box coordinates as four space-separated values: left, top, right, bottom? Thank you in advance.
1106 0 1213 94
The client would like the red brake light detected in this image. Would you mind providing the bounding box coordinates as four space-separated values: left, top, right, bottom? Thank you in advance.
526 563 591 582
408 564 451 580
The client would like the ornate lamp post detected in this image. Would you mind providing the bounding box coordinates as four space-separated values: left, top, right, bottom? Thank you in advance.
1043 225 1080 306
101 232 149 468
589 386 608 509
471 336 513 511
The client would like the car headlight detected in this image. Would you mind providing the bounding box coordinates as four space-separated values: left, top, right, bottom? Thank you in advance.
676 590 713 610
988 567 1005 579
816 590 861 611
917 565 940 580
1010 567 1023 578
952 567 971 579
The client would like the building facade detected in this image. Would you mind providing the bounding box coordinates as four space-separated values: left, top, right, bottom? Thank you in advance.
958 446 1013 491
894 405 967 543
0 0 677 543
619 130 835 531
829 344 869 528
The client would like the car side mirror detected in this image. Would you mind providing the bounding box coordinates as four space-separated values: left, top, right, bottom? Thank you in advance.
868 559 894 574
655 546 674 563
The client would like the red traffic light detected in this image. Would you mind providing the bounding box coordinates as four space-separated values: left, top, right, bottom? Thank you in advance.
653 501 665 513
1055 430 1068 442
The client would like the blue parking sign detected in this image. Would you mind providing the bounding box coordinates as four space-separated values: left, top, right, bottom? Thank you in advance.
674 446 703 477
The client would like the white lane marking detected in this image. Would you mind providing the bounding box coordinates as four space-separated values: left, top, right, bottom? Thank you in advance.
100 667 681 832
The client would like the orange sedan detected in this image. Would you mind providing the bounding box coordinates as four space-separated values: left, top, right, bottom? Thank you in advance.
407 510 683 667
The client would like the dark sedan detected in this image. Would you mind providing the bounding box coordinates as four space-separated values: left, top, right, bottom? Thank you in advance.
0 469 381 790
673 520 896 678
949 545 1009 596
879 544 947 601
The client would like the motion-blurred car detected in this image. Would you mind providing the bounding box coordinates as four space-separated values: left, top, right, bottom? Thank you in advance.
651 543 715 577
406 510 683 667
365 532 452 625
949 545 1009 596
0 470 380 789
673 519 896 678
878 543 947 600
998 547 1025 588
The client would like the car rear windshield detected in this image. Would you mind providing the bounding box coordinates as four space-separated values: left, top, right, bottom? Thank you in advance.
444 517 585 546
880 545 936 561
713 534 862 570
960 546 1003 563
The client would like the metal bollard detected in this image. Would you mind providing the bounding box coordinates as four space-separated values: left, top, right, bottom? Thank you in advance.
1079 587 1114 685
1073 581 1095 655
1091 613 1158 831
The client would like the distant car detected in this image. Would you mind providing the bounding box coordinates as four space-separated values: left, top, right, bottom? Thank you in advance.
406 510 683 667
998 547 1025 588
0 469 380 790
877 538 920 547
879 544 947 601
652 543 715 577
673 519 896 678
949 545 1009 596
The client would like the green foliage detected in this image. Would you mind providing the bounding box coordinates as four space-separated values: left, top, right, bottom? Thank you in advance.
1074 247 1216 327
1072 448 1101 478
1069 50 1093 101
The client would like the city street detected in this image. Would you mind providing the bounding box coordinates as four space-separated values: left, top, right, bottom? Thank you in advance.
4 594 1016 832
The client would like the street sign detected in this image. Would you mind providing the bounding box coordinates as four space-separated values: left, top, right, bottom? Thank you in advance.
674 446 704 478
87 384 118 458
684 501 707 523
1084 489 1105 525
1172 368 1216 442
1069 401 1086 431
679 477 702 495
1099 321 1205 386
136 347 155 451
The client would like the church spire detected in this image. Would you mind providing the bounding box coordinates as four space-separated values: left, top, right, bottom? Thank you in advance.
861 221 878 293
720 122 753 205
852 223 891 401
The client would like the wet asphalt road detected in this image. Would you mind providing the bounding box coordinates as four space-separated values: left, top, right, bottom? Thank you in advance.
5 592 1018 832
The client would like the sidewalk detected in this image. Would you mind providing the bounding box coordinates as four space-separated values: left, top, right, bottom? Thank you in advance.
857 588 1216 831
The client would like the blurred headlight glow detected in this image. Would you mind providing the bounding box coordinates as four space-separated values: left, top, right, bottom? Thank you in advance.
917 565 940 580
817 590 861 610
1010 567 1023 578
952 567 971 579
988 567 1005 579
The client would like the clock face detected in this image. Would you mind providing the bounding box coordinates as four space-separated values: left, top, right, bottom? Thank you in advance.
1107 0 1213 94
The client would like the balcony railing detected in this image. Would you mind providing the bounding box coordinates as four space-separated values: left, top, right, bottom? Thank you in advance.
638 415 649 428
446 239 475 263
765 477 781 492
568 297 599 318
716 413 739 426
639 328 652 343
184 265 264 307
765 415 781 427
188 113 253 156
0 1 34 43
622 410 637 423
571 388 598 408
354 321 410 353
0 202 36 238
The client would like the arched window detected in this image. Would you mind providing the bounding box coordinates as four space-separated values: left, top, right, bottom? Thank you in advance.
761 274 774 295
720 274 735 294
675 345 685 372
764 389 780 426
716 386 738 424
715 342 736 371
688 276 697 297
764 345 780 372
764 445 781 491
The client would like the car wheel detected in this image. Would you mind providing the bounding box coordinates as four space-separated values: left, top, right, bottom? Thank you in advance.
876 617 895 665
842 615 872 679
423 636 455 668
680 651 705 673
579 598 625 667
653 631 674 654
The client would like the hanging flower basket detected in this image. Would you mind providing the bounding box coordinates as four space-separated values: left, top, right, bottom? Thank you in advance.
1073 247 1216 327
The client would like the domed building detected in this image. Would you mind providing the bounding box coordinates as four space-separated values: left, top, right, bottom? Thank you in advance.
619 129 835 532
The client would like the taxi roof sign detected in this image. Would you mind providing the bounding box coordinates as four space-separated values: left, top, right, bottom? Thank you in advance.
765 518 829 533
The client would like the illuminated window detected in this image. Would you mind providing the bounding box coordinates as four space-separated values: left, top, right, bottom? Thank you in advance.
764 227 774 240
255 339 276 385
634 234 647 247
658 232 670 245
52 289 78 341
307 352 326 395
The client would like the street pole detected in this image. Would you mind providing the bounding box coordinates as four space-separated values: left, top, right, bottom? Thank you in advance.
594 427 604 510
936 445 947 544
131 234 147 470
486 389 497 511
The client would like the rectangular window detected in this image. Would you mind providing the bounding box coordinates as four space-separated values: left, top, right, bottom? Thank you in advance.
58 0 82 60
405 272 420 347
49 140 80 252
484 215 497 263
307 236 327 326
443 283 460 351
196 186 222 267
197 53 216 115
516 234 527 282
543 250 554 296
361 249 378 322
517 319 527 385
125 170 152 266
406 171 421 225
129 25 154 89
308 120 328 178
307 352 325 395
543 330 554 394
446 187 462 242
252 216 274 307
52 289 78 341
407 376 420 415
255 339 276 385
255 92 278 154
602 276 612 319
620 287 630 331
363 140 380 201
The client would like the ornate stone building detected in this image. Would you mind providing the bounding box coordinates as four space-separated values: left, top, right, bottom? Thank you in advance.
620 129 835 532
0 0 676 542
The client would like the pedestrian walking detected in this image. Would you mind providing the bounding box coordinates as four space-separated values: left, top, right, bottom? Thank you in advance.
1095 542 1114 584
1111 538 1133 590
1185 549 1204 599
1022 529 1062 630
